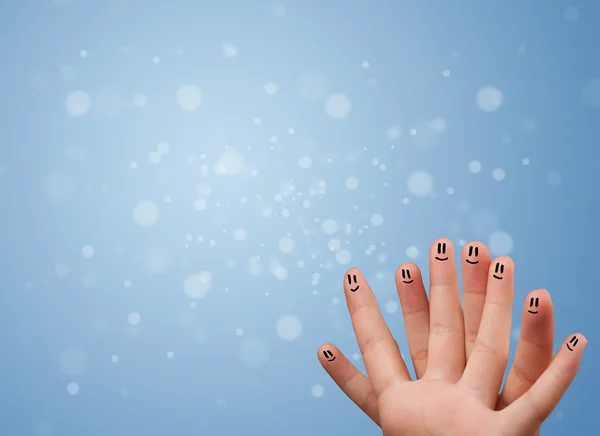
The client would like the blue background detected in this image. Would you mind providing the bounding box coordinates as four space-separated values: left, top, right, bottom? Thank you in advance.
0 1 598 435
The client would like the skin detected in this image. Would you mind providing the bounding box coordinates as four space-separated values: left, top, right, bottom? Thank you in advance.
318 239 586 436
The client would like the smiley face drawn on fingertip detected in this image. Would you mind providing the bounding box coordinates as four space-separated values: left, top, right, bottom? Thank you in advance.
492 262 505 280
527 297 539 314
347 274 359 292
566 335 579 352
400 268 414 284
435 242 449 261
322 349 336 362
465 245 479 264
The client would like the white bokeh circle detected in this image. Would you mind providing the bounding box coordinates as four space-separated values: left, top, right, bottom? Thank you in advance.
324 93 352 119
407 170 434 197
476 86 503 112
183 272 213 299
177 84 203 110
276 315 303 341
65 90 91 116
132 201 159 226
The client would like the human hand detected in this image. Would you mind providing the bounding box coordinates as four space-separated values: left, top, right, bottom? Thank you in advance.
318 239 586 436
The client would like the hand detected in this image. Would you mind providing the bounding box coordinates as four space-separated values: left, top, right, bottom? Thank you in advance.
318 239 586 436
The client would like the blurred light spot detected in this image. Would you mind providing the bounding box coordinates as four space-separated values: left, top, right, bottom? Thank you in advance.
476 86 503 112
298 156 312 169
386 125 401 140
325 93 351 119
583 78 600 108
111 355 119 363
194 198 207 211
221 43 238 58
371 213 384 227
81 245 95 258
166 351 174 359
336 249 352 265
406 245 419 259
428 117 447 133
273 266 287 280
264 82 278 95
66 382 80 396
157 142 170 154
184 272 212 299
512 326 521 341
128 312 141 325
132 201 159 226
276 315 302 341
547 171 562 186
148 151 162 164
233 228 247 241
346 176 359 190
321 219 339 234
385 300 398 313
132 93 147 108
311 384 324 397
407 170 434 197
492 168 506 181
488 231 514 256
279 236 295 253
177 84 202 110
271 4 286 19
564 6 580 22
54 263 69 278
328 238 341 251
65 90 91 116
215 149 245 175
469 160 482 173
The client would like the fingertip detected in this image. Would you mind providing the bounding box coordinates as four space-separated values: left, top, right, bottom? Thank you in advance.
563 332 588 353
492 255 514 267
396 262 420 282
489 256 514 281
318 343 342 365
397 262 418 272
522 289 553 319
430 237 454 253
345 267 360 276
462 241 489 256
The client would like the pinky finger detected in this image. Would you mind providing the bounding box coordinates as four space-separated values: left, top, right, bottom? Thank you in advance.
502 333 587 432
318 343 380 425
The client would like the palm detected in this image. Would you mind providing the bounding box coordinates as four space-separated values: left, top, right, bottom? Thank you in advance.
318 239 586 436
379 380 496 436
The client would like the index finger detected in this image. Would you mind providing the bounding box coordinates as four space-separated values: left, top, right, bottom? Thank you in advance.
344 268 410 394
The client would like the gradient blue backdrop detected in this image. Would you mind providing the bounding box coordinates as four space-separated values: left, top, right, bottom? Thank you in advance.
0 1 598 435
